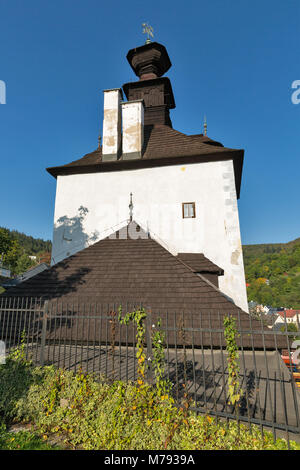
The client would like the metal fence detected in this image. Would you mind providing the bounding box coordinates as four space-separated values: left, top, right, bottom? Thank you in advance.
0 296 300 446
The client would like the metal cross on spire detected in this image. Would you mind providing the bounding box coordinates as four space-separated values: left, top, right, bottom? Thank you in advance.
204 115 207 136
142 22 154 44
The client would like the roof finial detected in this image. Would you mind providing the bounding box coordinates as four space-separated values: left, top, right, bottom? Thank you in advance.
142 22 154 44
98 134 101 149
129 192 133 222
204 115 207 136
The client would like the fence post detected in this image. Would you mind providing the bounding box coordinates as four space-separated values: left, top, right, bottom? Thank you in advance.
40 300 48 367
145 306 153 385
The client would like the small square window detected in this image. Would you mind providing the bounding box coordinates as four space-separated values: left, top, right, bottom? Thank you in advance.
182 202 196 218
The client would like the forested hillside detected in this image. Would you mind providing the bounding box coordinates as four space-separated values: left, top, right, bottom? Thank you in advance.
243 238 300 308
0 227 51 276
1 228 52 254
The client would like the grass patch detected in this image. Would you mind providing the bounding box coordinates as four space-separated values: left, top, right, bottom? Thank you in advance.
0 422 62 450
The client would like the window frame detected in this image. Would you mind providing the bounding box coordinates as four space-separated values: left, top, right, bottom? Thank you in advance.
182 202 196 219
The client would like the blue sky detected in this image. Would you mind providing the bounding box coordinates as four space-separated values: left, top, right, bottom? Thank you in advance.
0 0 299 245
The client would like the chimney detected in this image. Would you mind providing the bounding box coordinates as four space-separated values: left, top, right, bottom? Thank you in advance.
121 100 144 160
102 88 123 161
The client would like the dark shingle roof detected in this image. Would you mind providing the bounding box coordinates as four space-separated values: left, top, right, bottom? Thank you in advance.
1 223 284 349
2 223 230 309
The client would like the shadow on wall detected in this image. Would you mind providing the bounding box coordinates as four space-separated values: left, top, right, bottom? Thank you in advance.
52 206 100 264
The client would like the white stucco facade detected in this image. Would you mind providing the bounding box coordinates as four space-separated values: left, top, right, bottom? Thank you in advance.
51 158 248 312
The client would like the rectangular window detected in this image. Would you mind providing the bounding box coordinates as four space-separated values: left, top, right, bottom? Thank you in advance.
182 202 196 218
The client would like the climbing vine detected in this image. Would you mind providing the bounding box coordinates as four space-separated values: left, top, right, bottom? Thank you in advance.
151 319 172 396
223 315 243 411
118 306 147 386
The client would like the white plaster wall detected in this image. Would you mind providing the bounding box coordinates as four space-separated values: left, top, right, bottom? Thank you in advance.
51 160 248 312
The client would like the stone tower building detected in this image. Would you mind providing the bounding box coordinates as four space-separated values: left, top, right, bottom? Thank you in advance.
47 41 248 312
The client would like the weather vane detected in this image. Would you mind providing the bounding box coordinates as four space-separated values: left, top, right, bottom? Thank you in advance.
142 23 154 44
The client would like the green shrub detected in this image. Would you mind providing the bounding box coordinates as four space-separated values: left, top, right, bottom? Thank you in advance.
0 358 35 422
1 345 299 450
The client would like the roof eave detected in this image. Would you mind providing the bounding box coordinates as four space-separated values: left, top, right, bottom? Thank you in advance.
46 148 244 198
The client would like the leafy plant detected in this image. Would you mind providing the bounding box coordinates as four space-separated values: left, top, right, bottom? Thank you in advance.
118 306 147 386
151 319 172 397
1 344 299 450
223 315 243 413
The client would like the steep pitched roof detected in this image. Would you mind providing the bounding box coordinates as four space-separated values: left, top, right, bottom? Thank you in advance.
46 125 244 198
1 223 284 349
2 223 230 309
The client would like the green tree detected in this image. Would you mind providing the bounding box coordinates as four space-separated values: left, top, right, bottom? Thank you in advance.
15 254 36 275
0 228 12 256
0 229 22 274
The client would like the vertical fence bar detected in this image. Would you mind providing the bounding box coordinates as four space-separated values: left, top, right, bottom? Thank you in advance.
62 302 68 370
105 304 109 378
199 311 208 414
40 300 48 367
180 313 187 390
8 296 16 350
92 302 96 375
166 311 170 384
237 310 252 435
145 306 153 385
191 312 197 408
282 310 300 448
259 314 276 442
8 296 15 349
117 303 121 382
272 319 290 444
57 300 63 369
125 306 129 383
98 302 102 379
174 311 179 402
74 299 79 374
33 298 40 364
208 311 218 422
4 296 10 348
15 297 23 348
47 300 52 366
85 302 91 375
218 312 230 428
26 297 33 361
248 313 264 439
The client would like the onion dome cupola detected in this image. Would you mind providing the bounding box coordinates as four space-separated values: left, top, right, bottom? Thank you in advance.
122 41 176 127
